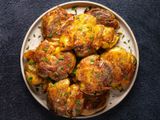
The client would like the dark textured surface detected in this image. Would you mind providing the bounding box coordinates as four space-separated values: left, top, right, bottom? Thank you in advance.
0 0 160 120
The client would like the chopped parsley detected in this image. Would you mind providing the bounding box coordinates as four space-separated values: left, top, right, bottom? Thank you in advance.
90 59 94 64
89 35 94 41
42 57 48 62
59 56 64 60
28 60 36 65
71 6 77 11
47 33 53 38
27 76 33 82
72 68 77 75
76 99 81 106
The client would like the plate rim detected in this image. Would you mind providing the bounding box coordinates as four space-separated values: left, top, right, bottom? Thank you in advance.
20 1 139 119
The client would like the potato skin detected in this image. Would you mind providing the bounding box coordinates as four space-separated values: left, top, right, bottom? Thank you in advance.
47 79 84 117
76 55 114 95
101 47 137 90
42 7 73 38
86 8 119 29
34 40 76 81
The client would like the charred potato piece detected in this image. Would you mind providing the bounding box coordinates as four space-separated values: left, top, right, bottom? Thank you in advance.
86 8 119 29
101 47 137 90
42 7 73 38
47 79 84 117
76 55 114 95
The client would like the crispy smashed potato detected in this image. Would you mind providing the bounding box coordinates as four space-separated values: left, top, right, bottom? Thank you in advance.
76 55 114 95
34 40 76 81
101 47 137 90
47 79 84 117
42 7 73 38
86 8 119 29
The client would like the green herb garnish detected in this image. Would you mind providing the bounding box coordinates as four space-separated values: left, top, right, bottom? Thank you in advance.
28 60 36 65
90 59 94 64
27 76 33 82
72 68 77 75
123 41 127 45
72 6 77 11
89 35 94 41
47 33 53 38
42 57 48 62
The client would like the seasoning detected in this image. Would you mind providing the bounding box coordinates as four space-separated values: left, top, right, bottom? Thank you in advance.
90 59 94 64
89 35 94 41
123 41 127 45
27 76 33 82
28 60 36 65
42 57 48 62
33 34 36 37
59 56 64 60
47 33 53 38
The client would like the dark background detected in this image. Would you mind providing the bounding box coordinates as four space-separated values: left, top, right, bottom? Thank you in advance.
0 0 160 120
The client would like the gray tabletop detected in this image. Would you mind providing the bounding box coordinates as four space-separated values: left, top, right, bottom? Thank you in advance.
0 0 160 120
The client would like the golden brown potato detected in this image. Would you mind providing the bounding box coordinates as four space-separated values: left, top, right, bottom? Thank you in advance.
47 79 84 117
42 7 73 38
101 47 137 90
33 40 76 81
59 14 119 57
24 50 43 86
76 55 114 95
86 8 119 29
69 14 97 57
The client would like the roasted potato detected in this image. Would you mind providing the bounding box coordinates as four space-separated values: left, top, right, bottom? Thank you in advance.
76 55 114 95
42 7 73 38
86 8 119 29
101 47 137 90
24 50 43 86
33 40 76 81
47 79 84 117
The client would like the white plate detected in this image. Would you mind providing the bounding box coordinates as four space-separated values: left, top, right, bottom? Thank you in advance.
20 1 139 119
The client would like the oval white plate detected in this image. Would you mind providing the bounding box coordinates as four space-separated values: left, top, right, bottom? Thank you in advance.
20 1 139 119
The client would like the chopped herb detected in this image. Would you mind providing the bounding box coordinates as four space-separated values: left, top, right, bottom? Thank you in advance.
60 66 64 70
124 75 128 80
46 77 52 81
28 60 36 65
47 33 53 38
27 76 33 82
76 99 81 106
90 59 94 64
85 6 92 12
28 38 30 41
56 60 59 64
38 35 41 38
33 34 36 37
72 68 77 75
128 39 130 43
43 47 48 52
117 32 122 35
89 35 94 41
123 41 127 45
51 83 56 87
71 6 77 11
59 56 64 60
38 26 41 29
42 57 48 62
26 46 29 50
122 35 125 39
67 64 71 67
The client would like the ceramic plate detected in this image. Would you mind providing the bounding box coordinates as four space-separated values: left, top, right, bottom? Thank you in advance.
20 1 139 119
